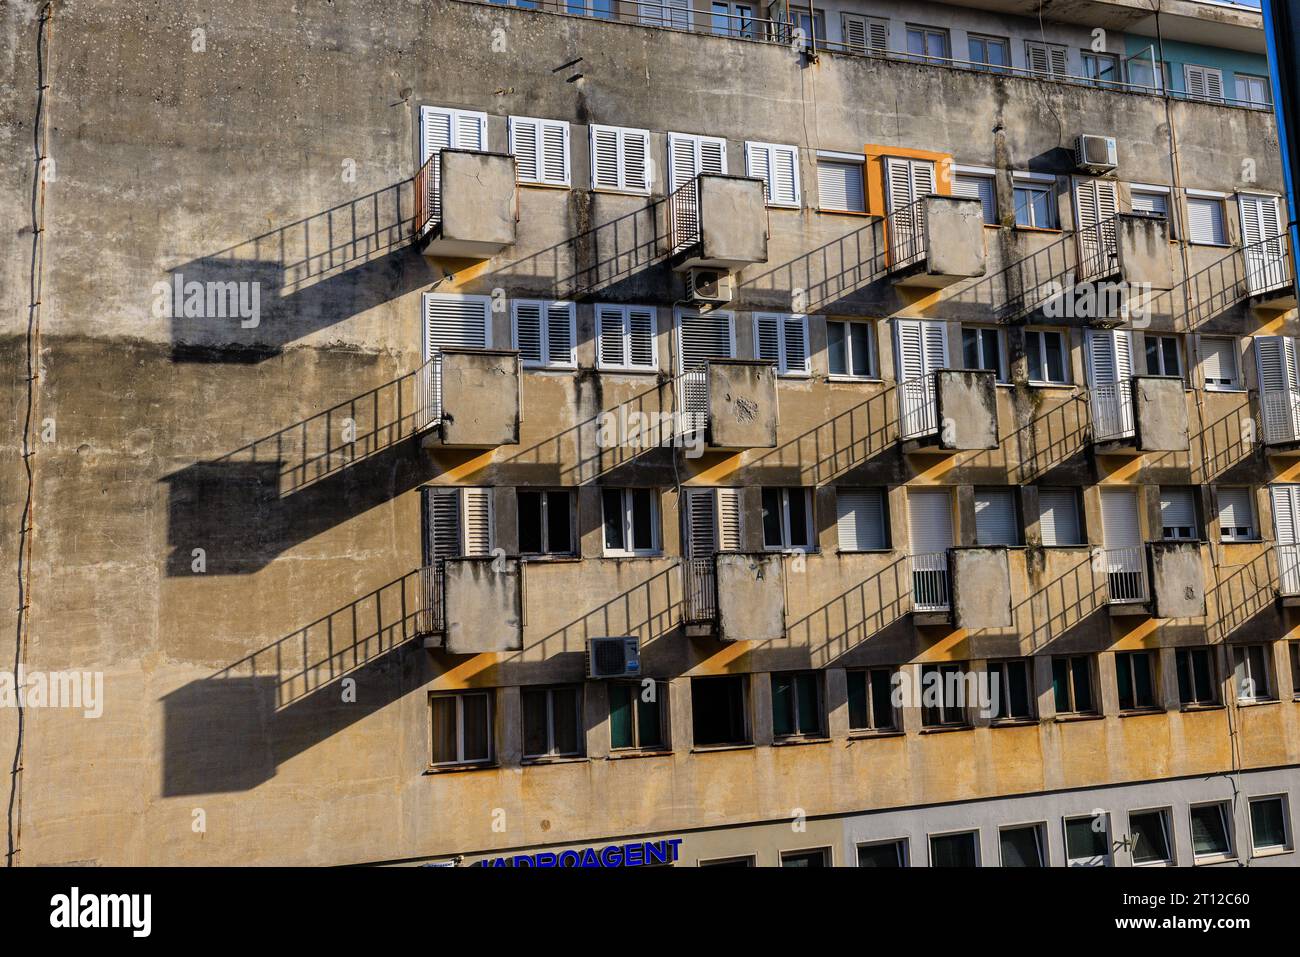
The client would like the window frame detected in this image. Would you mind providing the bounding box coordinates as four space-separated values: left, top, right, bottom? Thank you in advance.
815 151 866 214
1232 643 1274 703
1159 486 1199 541
1248 794 1293 856
835 487 889 553
507 115 571 187
921 662 971 729
779 846 831 867
1064 812 1113 867
1199 336 1241 391
770 671 827 741
511 299 577 369
1290 641 1300 701
516 488 578 557
1052 654 1098 716
1024 328 1071 385
998 822 1048 867
752 312 811 377
744 140 802 209
1189 800 1236 863
953 167 998 225
856 838 909 867
428 690 495 768
1185 192 1228 247
846 666 899 732
1144 333 1183 382
1081 50 1122 87
690 675 751 748
1235 72 1272 109
904 23 950 63
1012 178 1057 229
928 829 981 867
588 123 651 195
1116 650 1160 712
608 679 668 752
1037 487 1084 547
1127 807 1176 866
987 657 1036 722
826 318 878 380
1215 486 1257 542
961 324 1009 383
595 303 658 372
966 32 1010 73
601 487 662 557
521 684 585 760
973 486 1021 546
761 486 817 552
1175 647 1219 707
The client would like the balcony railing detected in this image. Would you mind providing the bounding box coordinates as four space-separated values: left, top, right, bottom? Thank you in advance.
683 556 717 622
412 152 438 239
911 551 950 612
1260 385 1300 444
1075 216 1121 283
416 562 445 636
1089 380 1135 443
897 373 939 441
669 176 703 254
1243 230 1292 298
1277 543 1300 597
887 196 928 272
1102 545 1149 604
416 354 442 431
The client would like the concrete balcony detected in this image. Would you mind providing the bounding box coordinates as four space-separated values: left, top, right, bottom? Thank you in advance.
420 348 521 449
679 360 778 450
669 174 769 271
1114 214 1176 290
682 553 785 642
1277 543 1300 606
1090 375 1188 453
888 195 987 289
898 370 999 452
414 149 518 259
1243 234 1297 309
949 546 1013 630
418 557 523 653
1102 543 1205 619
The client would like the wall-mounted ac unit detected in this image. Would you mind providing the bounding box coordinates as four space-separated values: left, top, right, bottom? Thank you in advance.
685 268 734 305
1074 134 1118 173
586 636 641 679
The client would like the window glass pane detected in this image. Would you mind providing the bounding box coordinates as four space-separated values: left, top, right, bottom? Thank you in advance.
1044 332 1065 382
1191 804 1231 857
1014 188 1032 227
609 683 633 749
962 328 980 369
547 492 573 554
1071 658 1093 712
636 686 662 748
981 328 1003 379
602 489 624 551
771 674 794 737
693 677 746 746
1192 650 1213 702
1249 645 1269 696
1000 826 1043 866
782 849 826 867
1176 650 1192 703
857 841 903 867
1133 651 1153 707
762 488 784 547
795 673 820 734
551 688 580 755
631 489 654 550
930 832 978 867
847 671 868 729
849 323 871 377
1251 798 1287 850
1066 817 1107 861
1129 811 1171 864
461 693 490 761
431 696 458 764
1032 188 1053 227
1007 661 1031 717
871 669 895 728
522 689 549 756
518 491 542 554
1026 331 1043 381
827 321 847 375
1117 655 1134 710
1052 657 1070 712
787 490 810 547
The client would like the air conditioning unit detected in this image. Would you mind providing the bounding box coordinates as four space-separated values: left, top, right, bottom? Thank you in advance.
685 268 734 305
1074 134 1118 173
586 636 641 679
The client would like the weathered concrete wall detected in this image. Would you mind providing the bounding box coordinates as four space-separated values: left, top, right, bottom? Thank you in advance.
1148 542 1207 620
435 348 520 447
696 175 768 268
707 360 777 449
903 195 986 288
429 150 518 258
443 557 523 652
1134 375 1191 452
950 547 1012 630
934 369 998 451
716 552 786 643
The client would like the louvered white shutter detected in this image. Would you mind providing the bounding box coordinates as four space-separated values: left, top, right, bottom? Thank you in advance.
754 313 780 365
596 304 656 370
783 315 809 375
908 489 953 553
817 159 866 212
512 300 544 365
1027 41 1068 77
1199 337 1238 389
1186 196 1225 245
1216 488 1254 540
546 302 576 367
627 307 656 369
1239 193 1287 294
1159 488 1197 539
1075 178 1120 274
975 489 1018 546
513 300 574 367
954 174 996 224
461 488 494 555
1038 489 1081 546
746 142 800 207
885 157 936 266
423 294 492 357
1130 190 1168 218
424 487 463 563
685 488 717 556
668 132 728 190
841 14 888 53
894 319 949 438
591 125 621 190
597 305 628 368
509 116 569 186
717 488 742 550
837 488 886 550
1184 65 1225 102
591 125 650 193
677 310 735 372
420 107 488 224
1086 328 1135 439
1271 485 1300 546
1255 335 1300 442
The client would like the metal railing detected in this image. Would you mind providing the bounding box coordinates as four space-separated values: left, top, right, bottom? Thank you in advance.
1102 545 1149 603
897 373 939 440
683 556 717 622
416 562 446 636
1260 385 1300 445
1075 216 1121 283
1242 230 1292 298
668 175 703 254
678 364 711 436
1182 232 1294 328
887 196 928 272
1089 380 1135 442
911 551 950 612
416 354 443 431
412 153 439 239
1276 543 1300 597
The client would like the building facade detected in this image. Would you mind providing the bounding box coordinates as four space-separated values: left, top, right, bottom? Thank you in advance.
2 0 1299 866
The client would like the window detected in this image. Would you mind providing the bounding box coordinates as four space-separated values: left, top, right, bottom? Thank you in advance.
517 489 575 556
847 667 898 731
423 293 493 356
999 824 1046 867
1159 487 1198 540
691 675 749 746
1065 814 1111 866
789 8 826 42
1200 337 1240 390
596 304 658 371
1026 328 1069 384
1235 73 1272 110
1116 651 1159 711
1183 64 1225 103
667 131 727 194
1249 795 1291 854
1291 642 1300 699
1232 643 1273 702
1145 334 1182 381
974 488 1020 546
962 326 1008 382
1052 655 1096 715
508 116 570 186
753 313 810 375
988 658 1034 721
905 24 949 63
1038 488 1083 546
762 487 815 551
1082 51 1122 87
857 839 907 867
921 663 970 728
1025 40 1068 77
771 672 825 739
967 34 1009 72
953 170 997 224
1013 180 1056 228
699 855 755 867
929 831 979 867
589 124 651 194
1186 194 1227 245
424 486 495 559
745 141 801 208
1176 648 1218 706
430 691 493 766
816 153 866 213
826 319 876 378
1128 809 1175 865
609 680 665 751
602 488 660 556
1216 487 1256 542
780 847 830 867
1130 187 1169 222
419 106 489 223
840 14 889 54
836 488 888 552
710 1 756 38
1189 802 1234 861
522 685 583 758
1127 56 1166 93
512 299 576 368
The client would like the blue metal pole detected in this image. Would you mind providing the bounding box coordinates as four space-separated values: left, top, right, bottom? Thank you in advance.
1262 0 1300 269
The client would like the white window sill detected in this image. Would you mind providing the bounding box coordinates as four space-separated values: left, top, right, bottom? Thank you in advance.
602 551 664 560
1204 386 1246 393
1249 845 1292 859
518 180 572 190
597 366 659 375
765 203 801 210
827 375 883 384
522 363 578 372
1191 853 1237 866
592 187 651 198
1027 381 1074 389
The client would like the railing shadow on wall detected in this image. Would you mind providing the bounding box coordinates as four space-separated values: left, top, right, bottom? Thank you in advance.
1143 396 1258 483
737 218 888 313
169 176 433 362
1009 392 1092 484
746 389 897 485
159 571 426 796
1209 550 1279 642
781 557 913 668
